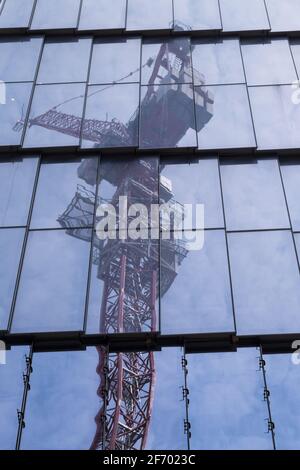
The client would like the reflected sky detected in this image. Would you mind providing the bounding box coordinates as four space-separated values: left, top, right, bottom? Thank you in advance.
31 0 81 30
90 38 141 85
264 353 300 450
196 84 256 150
20 349 101 450
187 348 273 450
192 38 245 86
161 230 234 335
281 162 300 232
126 0 173 31
146 348 186 450
37 38 92 84
0 228 25 330
265 0 300 32
220 0 270 32
0 157 38 227
0 36 43 82
30 157 97 230
79 0 126 30
0 0 35 28
0 346 29 450
173 0 221 31
0 82 33 147
23 83 85 148
12 229 91 333
81 84 139 148
241 39 297 86
228 231 300 335
220 158 290 231
249 85 300 150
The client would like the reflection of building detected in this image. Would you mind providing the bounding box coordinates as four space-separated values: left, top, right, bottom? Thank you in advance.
2 0 300 453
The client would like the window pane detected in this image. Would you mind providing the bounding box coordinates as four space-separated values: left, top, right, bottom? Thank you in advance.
31 0 81 30
249 85 300 150
142 38 192 85
79 0 126 30
23 83 85 148
196 84 256 150
87 234 159 334
281 162 300 232
146 348 186 450
265 0 300 32
290 41 300 79
0 82 32 147
241 39 297 86
173 0 221 31
126 0 173 31
0 346 29 450
0 0 34 28
81 84 139 149
264 353 300 450
192 38 245 86
160 158 224 229
90 38 141 85
161 230 234 334
20 349 102 449
31 157 97 229
220 158 290 230
187 349 273 450
140 84 197 149
0 37 43 82
0 228 24 330
37 38 92 84
220 0 270 32
0 157 37 227
12 229 91 333
228 231 300 335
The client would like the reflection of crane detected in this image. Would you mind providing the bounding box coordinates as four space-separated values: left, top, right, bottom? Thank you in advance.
16 29 214 450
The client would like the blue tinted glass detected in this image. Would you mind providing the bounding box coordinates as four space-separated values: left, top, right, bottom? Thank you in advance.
161 230 234 334
0 36 43 82
0 228 25 330
12 229 91 333
20 349 101 449
187 348 273 450
0 157 38 227
126 0 173 31
241 39 297 86
249 85 300 151
37 38 92 84
0 82 33 147
220 0 270 32
281 162 300 232
142 38 192 85
264 353 300 450
173 0 221 31
31 157 97 230
146 348 186 450
220 158 290 230
90 38 141 85
160 158 224 229
228 231 300 335
79 0 126 30
0 346 29 450
265 0 300 32
31 0 81 30
290 41 300 82
81 84 139 149
140 84 197 149
0 0 35 28
192 38 245 86
23 83 85 148
196 84 256 150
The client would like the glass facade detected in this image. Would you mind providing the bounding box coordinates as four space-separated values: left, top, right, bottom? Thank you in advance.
1 0 300 452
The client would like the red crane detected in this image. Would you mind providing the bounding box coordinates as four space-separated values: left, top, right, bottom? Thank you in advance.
15 31 214 450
